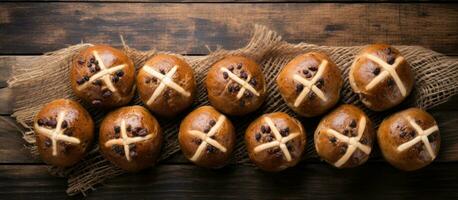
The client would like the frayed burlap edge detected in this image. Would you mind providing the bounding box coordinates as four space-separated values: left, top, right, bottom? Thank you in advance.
8 24 458 196
8 25 282 196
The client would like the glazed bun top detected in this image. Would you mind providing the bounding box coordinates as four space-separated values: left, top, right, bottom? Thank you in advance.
349 44 414 111
245 112 306 172
34 99 94 167
136 54 196 117
277 52 343 117
205 56 266 116
99 106 162 172
314 104 374 168
377 108 440 171
179 106 236 168
71 44 135 108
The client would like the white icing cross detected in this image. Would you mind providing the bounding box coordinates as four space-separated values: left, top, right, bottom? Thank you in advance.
220 68 260 99
78 50 127 92
293 60 328 107
397 116 439 160
364 54 407 96
34 111 81 156
253 117 300 162
188 115 227 162
104 120 153 161
325 116 371 167
143 65 191 105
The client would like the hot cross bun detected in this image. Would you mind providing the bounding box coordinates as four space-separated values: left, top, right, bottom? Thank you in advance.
179 106 236 168
349 44 415 111
378 108 440 171
245 112 306 172
34 99 94 167
205 56 266 116
71 45 135 108
136 54 196 117
277 52 343 117
99 106 162 172
314 104 375 168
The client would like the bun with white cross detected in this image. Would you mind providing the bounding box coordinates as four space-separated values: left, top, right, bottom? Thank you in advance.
137 54 196 117
99 106 163 172
34 99 94 167
179 106 236 168
245 112 306 172
277 52 343 117
205 56 266 116
378 108 440 171
71 45 135 108
314 104 375 168
349 44 414 111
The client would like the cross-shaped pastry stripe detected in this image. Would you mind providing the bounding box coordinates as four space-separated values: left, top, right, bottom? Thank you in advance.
104 120 153 161
325 117 371 167
143 65 191 105
34 111 81 156
397 116 439 160
364 54 407 96
293 60 328 107
220 68 260 99
253 117 300 162
189 115 227 162
78 50 127 92
236 74 253 99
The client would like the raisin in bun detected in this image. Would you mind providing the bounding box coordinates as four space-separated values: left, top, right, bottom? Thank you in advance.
179 106 236 168
245 112 306 172
205 56 266 116
71 45 135 108
314 104 375 168
378 108 440 171
349 44 414 111
33 99 94 167
277 52 343 117
99 106 162 172
136 54 196 117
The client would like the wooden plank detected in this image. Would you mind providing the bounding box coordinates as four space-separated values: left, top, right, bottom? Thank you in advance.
0 116 39 164
0 163 457 199
0 165 69 199
0 3 457 55
0 88 13 115
1 0 457 2
1 106 457 164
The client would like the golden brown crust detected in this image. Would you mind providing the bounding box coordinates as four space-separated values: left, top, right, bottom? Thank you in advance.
205 56 266 116
179 106 236 168
70 45 135 108
137 54 196 117
377 108 440 171
245 112 306 172
99 106 162 172
349 44 414 111
314 104 375 168
277 52 343 117
34 99 94 167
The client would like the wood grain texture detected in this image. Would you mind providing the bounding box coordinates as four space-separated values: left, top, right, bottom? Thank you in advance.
0 116 39 164
2 0 457 2
0 88 13 115
0 163 457 199
0 3 457 55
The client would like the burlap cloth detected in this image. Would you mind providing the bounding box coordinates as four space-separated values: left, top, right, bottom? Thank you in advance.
7 25 458 196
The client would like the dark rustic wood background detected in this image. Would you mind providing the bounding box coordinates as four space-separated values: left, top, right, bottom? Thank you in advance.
0 0 457 199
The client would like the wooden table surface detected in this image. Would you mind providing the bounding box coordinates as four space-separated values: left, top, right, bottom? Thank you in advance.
1 0 458 199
